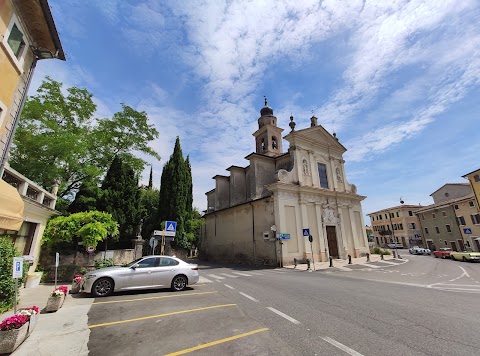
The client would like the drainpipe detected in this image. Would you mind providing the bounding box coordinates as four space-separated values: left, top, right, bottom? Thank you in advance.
250 202 256 265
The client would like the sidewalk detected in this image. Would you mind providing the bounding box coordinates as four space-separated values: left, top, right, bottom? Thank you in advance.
0 284 93 356
283 253 407 271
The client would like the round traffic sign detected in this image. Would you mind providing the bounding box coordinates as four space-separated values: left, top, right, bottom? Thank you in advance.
86 246 96 254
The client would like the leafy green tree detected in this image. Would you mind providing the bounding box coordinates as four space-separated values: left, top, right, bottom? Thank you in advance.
98 156 140 248
42 211 119 248
10 77 160 199
185 208 204 249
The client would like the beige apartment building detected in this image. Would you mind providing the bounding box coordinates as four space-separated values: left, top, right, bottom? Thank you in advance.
416 183 479 252
463 168 480 209
0 0 63 271
368 205 424 248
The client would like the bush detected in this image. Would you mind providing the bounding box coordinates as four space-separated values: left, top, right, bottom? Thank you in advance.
0 238 27 314
382 250 391 255
94 258 115 269
371 246 382 255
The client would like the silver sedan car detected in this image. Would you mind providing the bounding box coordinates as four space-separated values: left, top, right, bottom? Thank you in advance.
81 255 199 297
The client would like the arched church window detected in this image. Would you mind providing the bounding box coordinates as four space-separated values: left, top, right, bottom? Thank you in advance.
261 139 266 151
272 136 277 149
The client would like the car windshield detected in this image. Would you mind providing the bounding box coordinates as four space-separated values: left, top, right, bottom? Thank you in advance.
124 258 144 267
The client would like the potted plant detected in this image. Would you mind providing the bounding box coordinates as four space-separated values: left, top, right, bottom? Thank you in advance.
45 286 68 312
70 274 83 294
0 314 30 354
18 306 39 335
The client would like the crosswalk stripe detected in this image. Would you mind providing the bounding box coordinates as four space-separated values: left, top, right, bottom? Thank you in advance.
266 269 285 273
248 271 263 275
220 273 238 278
199 276 212 283
207 274 225 280
232 272 252 277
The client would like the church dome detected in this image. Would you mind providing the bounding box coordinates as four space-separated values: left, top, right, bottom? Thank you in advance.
260 96 273 116
260 105 273 116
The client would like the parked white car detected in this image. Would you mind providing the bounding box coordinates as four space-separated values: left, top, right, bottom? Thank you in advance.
81 255 199 297
409 246 431 255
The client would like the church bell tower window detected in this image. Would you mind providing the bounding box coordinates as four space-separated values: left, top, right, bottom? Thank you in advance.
272 136 277 149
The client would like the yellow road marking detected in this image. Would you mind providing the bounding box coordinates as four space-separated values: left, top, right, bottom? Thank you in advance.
164 328 270 356
89 304 236 328
93 291 217 305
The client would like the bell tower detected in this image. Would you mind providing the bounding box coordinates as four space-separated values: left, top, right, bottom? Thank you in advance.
253 97 284 157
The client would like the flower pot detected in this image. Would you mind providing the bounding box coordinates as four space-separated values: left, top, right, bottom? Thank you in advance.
45 295 65 312
27 314 37 336
0 322 29 354
70 281 81 294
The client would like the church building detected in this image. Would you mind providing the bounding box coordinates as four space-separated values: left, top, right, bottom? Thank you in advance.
200 99 369 266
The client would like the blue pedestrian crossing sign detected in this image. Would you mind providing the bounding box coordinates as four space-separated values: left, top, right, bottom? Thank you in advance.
302 228 310 237
165 221 177 233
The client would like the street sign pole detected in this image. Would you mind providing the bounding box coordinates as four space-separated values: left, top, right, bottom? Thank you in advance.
13 257 23 314
309 235 316 271
55 252 59 289
161 230 165 255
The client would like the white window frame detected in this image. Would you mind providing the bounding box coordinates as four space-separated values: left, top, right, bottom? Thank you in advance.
0 100 7 130
1 13 30 74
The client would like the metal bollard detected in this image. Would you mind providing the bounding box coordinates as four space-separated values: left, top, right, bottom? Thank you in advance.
294 258 297 268
306 259 311 271
348 254 352 264
381 253 384 260
392 250 397 258
366 253 370 262
329 256 333 267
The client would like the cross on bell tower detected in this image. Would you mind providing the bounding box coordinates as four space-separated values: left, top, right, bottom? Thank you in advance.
252 97 284 157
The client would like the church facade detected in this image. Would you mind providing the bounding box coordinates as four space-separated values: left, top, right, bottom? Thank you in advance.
200 100 369 266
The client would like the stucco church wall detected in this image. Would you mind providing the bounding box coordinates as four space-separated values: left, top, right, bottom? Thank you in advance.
342 207 355 254
206 191 215 211
307 204 321 255
354 210 367 247
284 205 300 254
215 177 230 209
200 200 276 266
229 169 246 206
253 159 277 199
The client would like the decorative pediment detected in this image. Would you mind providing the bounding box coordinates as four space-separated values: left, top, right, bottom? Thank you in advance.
284 125 346 154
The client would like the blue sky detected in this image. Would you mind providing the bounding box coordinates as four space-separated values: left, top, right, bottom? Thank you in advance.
31 0 480 221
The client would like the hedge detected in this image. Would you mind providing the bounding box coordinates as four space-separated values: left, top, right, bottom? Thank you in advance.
0 237 28 314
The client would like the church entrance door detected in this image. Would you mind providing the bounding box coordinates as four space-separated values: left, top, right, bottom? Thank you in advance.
326 226 339 258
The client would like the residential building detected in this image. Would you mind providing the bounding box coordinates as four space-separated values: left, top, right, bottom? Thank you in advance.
463 168 480 209
416 184 478 252
0 0 64 270
368 205 423 248
200 100 369 267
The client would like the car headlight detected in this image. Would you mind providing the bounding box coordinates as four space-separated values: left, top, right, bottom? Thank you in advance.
85 275 96 279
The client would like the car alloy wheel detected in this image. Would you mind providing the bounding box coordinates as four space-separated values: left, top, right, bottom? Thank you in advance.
171 275 187 291
462 257 467 262
92 278 113 297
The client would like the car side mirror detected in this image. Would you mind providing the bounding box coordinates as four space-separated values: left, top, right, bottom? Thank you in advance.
130 264 139 269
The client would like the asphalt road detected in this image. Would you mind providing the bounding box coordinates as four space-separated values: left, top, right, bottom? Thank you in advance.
87 256 480 355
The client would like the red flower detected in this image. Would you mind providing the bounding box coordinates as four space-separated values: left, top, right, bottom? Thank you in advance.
54 285 69 295
0 314 29 331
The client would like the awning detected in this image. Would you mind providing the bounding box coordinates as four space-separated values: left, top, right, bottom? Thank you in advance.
0 179 24 231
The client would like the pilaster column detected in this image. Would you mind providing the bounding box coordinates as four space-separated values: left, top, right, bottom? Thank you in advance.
348 206 360 257
299 200 309 257
315 202 327 261
337 206 348 259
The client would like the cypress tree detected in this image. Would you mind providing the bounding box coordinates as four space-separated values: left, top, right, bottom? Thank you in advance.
158 137 191 248
98 156 140 248
148 166 153 190
68 179 101 214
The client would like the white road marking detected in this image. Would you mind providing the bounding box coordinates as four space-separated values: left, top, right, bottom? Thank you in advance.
374 260 398 265
322 336 364 356
224 284 235 290
357 263 382 269
248 271 264 275
239 292 259 302
267 307 301 324
438 284 480 287
232 272 252 277
266 269 285 273
198 276 212 283
220 273 238 278
207 274 225 280
457 265 470 278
